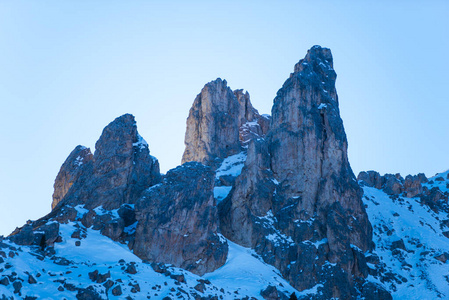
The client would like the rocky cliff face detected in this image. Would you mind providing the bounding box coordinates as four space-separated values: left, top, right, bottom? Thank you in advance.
133 162 227 276
55 114 161 210
3 46 400 300
9 113 227 282
52 145 93 209
182 78 268 166
217 46 382 299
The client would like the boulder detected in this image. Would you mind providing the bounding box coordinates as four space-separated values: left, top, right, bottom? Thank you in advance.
358 171 384 189
383 174 404 195
403 175 424 198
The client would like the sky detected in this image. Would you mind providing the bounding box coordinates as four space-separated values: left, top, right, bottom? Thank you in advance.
0 1 448 236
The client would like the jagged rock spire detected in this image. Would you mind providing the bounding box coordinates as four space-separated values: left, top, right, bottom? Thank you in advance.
219 45 380 299
182 78 268 166
54 114 161 210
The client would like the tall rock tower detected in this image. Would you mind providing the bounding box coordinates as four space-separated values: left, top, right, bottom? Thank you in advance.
182 78 268 166
217 46 382 298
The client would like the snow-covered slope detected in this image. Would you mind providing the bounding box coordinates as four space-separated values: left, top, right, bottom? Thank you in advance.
0 220 303 299
362 174 449 299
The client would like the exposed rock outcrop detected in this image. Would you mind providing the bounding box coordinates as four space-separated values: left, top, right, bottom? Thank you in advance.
358 170 449 214
182 78 268 166
57 114 161 210
52 146 93 209
358 171 428 198
5 46 404 299
219 46 379 299
133 162 227 275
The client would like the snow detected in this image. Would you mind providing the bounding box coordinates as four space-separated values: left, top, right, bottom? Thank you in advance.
266 233 295 247
124 221 138 234
56 223 137 264
214 186 232 202
93 206 119 219
132 133 148 150
213 152 247 202
74 204 88 218
303 238 328 249
318 103 327 110
423 169 449 193
74 155 83 166
0 221 312 299
362 186 449 299
204 240 300 298
215 152 247 179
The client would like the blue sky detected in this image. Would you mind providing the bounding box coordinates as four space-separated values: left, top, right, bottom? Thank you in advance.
0 1 448 235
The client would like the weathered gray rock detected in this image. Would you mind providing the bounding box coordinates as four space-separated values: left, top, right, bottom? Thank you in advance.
8 221 60 248
358 171 428 198
358 171 384 189
52 145 93 209
421 186 448 212
268 46 373 294
182 78 268 166
383 174 404 195
9 114 160 250
219 46 381 298
219 139 276 248
403 174 425 198
58 114 161 210
133 162 228 276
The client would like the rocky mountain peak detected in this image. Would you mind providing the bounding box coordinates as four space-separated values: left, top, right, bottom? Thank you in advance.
94 113 138 159
2 46 404 300
54 113 161 210
219 45 378 299
294 45 334 72
182 78 268 166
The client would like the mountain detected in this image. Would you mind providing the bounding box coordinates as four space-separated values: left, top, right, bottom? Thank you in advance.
1 46 447 300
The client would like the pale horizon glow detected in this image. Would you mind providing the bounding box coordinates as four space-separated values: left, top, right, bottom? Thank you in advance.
0 1 448 236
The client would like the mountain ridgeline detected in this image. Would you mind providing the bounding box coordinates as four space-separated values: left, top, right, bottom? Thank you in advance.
8 46 449 299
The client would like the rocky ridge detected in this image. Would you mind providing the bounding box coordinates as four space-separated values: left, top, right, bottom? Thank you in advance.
359 170 449 299
358 170 449 213
5 45 438 299
54 114 161 210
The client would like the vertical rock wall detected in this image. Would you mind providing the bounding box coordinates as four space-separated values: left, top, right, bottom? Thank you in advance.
216 46 382 298
52 145 93 209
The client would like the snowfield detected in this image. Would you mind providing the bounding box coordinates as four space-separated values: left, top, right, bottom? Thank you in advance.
0 221 302 299
363 183 449 299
